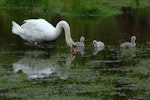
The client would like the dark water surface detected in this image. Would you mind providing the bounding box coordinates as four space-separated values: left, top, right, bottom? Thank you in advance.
0 7 150 99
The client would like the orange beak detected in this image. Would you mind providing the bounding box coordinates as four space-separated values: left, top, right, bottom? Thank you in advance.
72 45 77 53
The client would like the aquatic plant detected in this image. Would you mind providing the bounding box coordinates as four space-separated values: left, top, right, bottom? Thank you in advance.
126 59 150 77
118 48 138 65
25 50 46 57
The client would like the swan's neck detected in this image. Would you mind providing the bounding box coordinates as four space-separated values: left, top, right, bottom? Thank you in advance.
131 41 135 44
55 21 74 47
131 39 136 44
131 39 136 47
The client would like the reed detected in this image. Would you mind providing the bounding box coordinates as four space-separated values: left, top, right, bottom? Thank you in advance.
1 0 150 16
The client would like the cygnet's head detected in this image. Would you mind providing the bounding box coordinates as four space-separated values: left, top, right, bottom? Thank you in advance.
131 36 136 43
93 40 97 47
80 36 85 43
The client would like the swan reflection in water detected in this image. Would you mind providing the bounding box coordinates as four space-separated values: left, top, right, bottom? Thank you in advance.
13 52 76 80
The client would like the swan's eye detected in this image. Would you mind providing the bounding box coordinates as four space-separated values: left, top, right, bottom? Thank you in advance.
72 44 77 47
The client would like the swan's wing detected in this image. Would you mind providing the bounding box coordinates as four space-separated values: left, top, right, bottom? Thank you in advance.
21 19 55 42
22 19 55 33
97 41 105 47
120 42 132 49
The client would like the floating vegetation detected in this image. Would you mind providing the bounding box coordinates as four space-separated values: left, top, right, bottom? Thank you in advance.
0 3 150 99
25 50 47 57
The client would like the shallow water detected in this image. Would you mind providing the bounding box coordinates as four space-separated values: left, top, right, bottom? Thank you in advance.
0 7 150 99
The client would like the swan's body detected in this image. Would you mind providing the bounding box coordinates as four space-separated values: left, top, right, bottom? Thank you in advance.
120 36 136 50
93 40 105 55
12 19 74 47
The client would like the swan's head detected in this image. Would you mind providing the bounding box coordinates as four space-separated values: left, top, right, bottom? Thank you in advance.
80 36 85 43
131 36 136 43
93 40 97 47
72 44 77 53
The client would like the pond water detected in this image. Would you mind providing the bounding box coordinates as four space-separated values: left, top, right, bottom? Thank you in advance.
0 7 150 99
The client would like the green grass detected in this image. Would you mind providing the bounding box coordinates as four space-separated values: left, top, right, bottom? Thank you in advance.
0 0 150 16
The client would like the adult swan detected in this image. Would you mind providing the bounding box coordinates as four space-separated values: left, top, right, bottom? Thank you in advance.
12 19 75 47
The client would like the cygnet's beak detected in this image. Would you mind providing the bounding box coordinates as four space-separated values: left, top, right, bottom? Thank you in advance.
72 44 77 53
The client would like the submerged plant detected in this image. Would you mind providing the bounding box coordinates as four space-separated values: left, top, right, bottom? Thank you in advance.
25 50 47 57
127 59 150 77
117 46 148 65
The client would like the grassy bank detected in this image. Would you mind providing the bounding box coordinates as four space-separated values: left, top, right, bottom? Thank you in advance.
0 0 150 16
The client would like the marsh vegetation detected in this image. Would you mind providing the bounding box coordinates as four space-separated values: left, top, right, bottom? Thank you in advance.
1 0 150 16
0 0 150 99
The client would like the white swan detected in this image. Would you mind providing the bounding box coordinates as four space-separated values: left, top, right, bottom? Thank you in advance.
120 36 136 50
12 19 75 47
93 40 105 55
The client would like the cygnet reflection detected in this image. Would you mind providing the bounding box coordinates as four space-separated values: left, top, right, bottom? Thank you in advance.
93 47 104 55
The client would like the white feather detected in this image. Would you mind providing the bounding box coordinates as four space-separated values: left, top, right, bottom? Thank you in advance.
12 19 77 47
